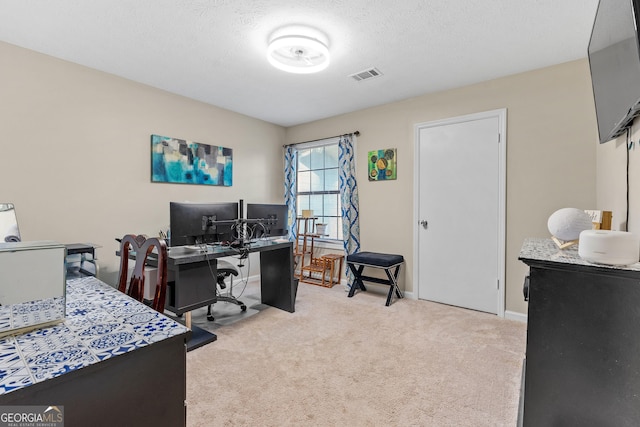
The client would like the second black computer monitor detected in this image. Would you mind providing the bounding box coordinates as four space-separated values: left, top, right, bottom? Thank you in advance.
246 203 288 239
169 201 288 246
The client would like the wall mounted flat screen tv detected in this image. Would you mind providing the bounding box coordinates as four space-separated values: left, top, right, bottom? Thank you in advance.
588 0 640 143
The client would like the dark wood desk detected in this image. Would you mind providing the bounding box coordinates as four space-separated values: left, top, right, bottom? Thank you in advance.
162 240 297 350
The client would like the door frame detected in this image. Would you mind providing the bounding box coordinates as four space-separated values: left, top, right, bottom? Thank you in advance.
413 108 507 317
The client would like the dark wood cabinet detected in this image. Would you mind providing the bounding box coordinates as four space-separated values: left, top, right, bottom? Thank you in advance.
519 238 640 426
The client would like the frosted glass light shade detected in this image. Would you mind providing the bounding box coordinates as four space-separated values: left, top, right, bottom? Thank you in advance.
267 35 330 74
547 208 593 241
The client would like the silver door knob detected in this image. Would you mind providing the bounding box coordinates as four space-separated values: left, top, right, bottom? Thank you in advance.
420 220 428 229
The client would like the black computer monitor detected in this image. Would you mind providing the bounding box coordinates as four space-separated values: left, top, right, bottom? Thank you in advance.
169 201 239 246
246 203 288 238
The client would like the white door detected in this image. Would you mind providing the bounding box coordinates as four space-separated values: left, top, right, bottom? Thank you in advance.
415 109 506 315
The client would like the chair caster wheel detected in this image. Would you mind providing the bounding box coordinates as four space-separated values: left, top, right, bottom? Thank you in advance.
241 305 247 311
207 315 215 321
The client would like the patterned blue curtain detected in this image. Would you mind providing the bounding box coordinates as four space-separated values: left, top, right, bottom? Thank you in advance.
284 146 297 240
339 134 360 286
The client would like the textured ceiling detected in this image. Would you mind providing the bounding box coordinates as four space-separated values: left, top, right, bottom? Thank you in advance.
0 0 600 127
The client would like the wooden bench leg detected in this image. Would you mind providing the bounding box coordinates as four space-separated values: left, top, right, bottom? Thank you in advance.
384 265 403 306
347 263 366 297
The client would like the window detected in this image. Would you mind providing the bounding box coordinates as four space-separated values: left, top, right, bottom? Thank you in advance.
296 143 342 241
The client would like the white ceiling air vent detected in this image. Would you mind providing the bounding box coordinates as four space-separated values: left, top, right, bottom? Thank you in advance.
349 67 383 82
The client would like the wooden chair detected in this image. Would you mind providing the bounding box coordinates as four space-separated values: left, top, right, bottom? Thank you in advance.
117 234 168 313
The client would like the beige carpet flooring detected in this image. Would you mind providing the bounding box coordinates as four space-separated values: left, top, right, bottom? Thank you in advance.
186 281 527 426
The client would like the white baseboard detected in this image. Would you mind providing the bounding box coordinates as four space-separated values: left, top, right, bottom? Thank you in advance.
295 276 527 322
247 273 410 300
402 290 415 299
246 274 260 284
505 310 527 323
336 280 414 299
250 273 522 321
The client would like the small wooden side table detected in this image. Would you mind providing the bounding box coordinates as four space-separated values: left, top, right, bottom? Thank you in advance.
320 253 344 287
300 258 331 287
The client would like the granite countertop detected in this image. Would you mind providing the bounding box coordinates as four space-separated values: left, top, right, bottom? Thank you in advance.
519 237 640 272
0 276 189 395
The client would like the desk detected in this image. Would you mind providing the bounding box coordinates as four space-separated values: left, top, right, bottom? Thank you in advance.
0 276 190 427
159 240 296 350
65 242 100 277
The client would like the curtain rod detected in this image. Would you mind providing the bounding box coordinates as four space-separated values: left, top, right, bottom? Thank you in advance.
283 131 360 148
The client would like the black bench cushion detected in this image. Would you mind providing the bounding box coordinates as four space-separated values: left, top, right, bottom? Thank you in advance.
347 251 404 268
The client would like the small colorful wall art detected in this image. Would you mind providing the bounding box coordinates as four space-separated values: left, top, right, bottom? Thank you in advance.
368 148 397 181
151 134 232 186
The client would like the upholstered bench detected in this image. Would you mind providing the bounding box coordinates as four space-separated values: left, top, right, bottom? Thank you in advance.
346 251 404 306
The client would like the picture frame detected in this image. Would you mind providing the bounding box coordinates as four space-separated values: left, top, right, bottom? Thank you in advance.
151 134 232 186
368 148 397 181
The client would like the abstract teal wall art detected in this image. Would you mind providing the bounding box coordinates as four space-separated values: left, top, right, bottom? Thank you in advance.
151 134 232 186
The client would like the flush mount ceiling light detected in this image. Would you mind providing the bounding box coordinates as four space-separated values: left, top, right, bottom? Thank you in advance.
267 27 330 74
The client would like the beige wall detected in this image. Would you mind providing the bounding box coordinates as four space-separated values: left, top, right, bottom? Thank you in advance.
286 59 598 315
597 124 640 232
0 41 286 284
1 38 599 315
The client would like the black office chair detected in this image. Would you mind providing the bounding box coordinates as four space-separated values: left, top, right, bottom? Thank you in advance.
206 259 246 321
